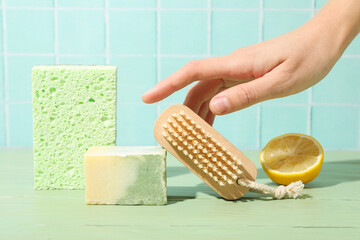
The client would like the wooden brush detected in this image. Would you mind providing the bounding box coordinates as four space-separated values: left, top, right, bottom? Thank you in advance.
154 104 304 200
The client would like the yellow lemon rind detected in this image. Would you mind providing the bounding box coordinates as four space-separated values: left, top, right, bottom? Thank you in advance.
261 156 323 185
260 133 324 185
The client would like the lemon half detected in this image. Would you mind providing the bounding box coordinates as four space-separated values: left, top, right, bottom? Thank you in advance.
260 133 324 185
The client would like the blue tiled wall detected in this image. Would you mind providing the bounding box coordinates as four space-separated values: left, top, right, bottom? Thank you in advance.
109 10 156 54
0 0 359 151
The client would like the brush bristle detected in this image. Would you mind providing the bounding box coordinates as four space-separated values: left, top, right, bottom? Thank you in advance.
162 112 243 186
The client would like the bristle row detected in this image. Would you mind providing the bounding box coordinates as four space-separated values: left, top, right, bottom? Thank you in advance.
164 123 230 185
173 114 242 174
162 111 244 186
180 115 230 155
164 122 231 185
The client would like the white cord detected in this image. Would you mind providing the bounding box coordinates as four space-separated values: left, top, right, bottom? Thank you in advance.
236 178 304 199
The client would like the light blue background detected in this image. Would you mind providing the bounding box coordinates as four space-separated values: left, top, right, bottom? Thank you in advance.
0 0 359 151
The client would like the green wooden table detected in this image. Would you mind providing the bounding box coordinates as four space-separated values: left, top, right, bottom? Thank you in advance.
0 149 359 239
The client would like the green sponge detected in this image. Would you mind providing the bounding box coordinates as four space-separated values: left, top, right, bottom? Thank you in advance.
32 65 117 189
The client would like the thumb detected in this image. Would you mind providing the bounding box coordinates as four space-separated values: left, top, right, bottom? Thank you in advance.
209 73 281 115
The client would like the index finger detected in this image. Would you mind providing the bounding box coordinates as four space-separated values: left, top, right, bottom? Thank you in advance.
142 56 231 104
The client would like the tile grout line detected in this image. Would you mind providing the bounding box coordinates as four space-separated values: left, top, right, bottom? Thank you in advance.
0 6 319 12
54 0 59 64
313 103 360 106
342 55 360 58
262 103 360 107
19 102 355 107
1 0 9 147
156 0 160 117
263 8 313 12
207 0 211 57
319 147 360 151
259 0 264 43
207 0 211 135
324 148 360 151
6 101 32 104
359 107 360 150
105 0 110 65
307 0 316 136
257 0 264 150
358 106 360 150
1 52 359 58
2 101 358 106
257 105 262 150
0 145 355 151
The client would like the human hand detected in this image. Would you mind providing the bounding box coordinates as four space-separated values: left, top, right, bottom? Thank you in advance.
142 0 360 125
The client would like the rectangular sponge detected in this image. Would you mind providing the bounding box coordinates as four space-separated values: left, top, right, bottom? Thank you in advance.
84 146 167 205
32 65 117 189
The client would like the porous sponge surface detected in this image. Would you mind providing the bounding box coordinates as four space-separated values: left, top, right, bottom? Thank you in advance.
32 65 117 189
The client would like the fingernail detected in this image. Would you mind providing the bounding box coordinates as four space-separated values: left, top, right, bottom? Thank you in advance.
211 97 230 114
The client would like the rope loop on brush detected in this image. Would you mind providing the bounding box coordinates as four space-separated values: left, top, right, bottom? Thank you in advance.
236 178 304 199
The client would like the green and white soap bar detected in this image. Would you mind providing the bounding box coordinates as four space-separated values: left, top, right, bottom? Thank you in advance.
84 146 167 205
32 65 117 189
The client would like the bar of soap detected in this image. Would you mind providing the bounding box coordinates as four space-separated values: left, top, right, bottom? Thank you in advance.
32 65 117 189
84 146 167 205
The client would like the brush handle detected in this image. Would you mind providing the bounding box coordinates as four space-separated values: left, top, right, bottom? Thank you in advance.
154 104 257 200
